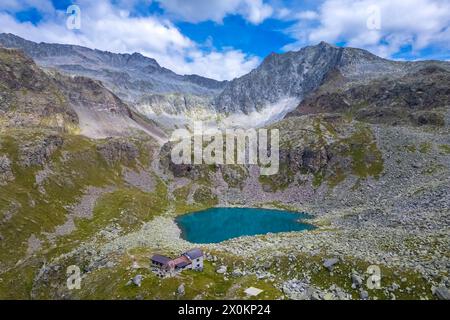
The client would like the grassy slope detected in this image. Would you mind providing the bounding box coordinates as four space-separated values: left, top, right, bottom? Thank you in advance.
0 128 168 298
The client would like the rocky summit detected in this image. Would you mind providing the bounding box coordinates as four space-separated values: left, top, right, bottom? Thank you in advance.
0 32 449 301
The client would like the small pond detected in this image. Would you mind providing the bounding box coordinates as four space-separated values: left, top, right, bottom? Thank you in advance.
175 207 315 244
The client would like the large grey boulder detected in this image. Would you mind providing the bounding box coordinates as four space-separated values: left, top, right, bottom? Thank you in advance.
434 287 450 300
360 290 369 300
216 266 227 274
232 269 243 277
351 273 363 288
177 283 185 296
323 258 340 271
131 275 143 287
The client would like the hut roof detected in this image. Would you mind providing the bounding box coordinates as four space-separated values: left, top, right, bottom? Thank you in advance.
151 254 171 265
183 248 203 260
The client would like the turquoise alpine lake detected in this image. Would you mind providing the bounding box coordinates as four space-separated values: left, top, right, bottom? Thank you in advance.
175 207 315 244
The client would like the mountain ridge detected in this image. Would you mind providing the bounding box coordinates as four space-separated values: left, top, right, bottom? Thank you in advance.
213 41 450 115
0 46 166 141
2 33 450 127
0 33 227 103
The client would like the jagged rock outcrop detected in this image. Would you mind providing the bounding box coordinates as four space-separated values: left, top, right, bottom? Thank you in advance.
19 135 64 167
53 74 132 118
96 138 139 166
136 93 214 115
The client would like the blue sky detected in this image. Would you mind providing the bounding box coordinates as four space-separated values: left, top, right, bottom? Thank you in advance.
177 16 295 58
0 0 449 80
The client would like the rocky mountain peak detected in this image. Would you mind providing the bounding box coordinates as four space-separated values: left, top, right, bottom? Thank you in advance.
214 42 346 114
127 52 159 66
318 41 335 47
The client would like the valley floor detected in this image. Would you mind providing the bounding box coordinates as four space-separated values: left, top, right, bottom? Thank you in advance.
0 116 449 300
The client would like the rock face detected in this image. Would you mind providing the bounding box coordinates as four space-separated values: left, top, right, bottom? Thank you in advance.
215 42 344 114
136 93 213 115
53 73 131 118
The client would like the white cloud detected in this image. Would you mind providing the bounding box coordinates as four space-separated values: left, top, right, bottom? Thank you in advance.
156 0 273 24
0 0 259 80
283 0 450 58
178 50 260 80
274 7 291 19
0 0 54 13
295 10 318 20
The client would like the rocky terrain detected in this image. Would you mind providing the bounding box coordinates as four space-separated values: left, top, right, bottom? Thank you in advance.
0 38 449 300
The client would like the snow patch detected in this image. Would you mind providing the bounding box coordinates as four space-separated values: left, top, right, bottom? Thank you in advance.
134 97 300 131
220 97 299 129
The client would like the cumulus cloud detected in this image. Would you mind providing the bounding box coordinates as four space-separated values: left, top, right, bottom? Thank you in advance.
177 50 260 81
1 0 54 14
283 0 450 58
156 0 273 24
0 0 259 80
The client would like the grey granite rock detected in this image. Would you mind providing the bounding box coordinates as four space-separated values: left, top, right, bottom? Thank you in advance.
132 275 143 287
434 287 450 300
323 258 340 271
